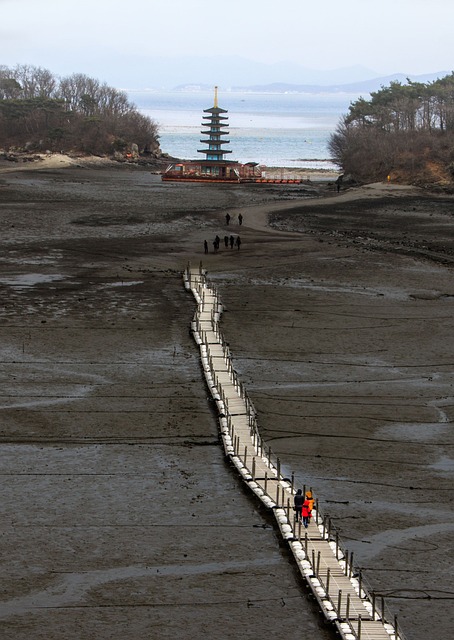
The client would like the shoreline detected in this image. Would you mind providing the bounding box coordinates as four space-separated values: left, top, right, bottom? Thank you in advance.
0 152 341 181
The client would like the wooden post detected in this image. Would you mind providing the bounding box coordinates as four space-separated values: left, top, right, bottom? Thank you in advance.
312 550 316 575
359 569 363 598
276 457 281 481
372 592 376 621
326 567 330 597
327 518 331 541
336 531 339 560
381 596 385 622
304 531 308 555
244 445 247 467
344 549 349 576
316 551 321 578
275 482 280 505
357 615 362 640
291 472 295 495
252 457 256 481
394 615 399 640
315 498 319 524
337 590 342 617
346 593 350 619
322 515 327 539
264 472 268 495
349 551 354 578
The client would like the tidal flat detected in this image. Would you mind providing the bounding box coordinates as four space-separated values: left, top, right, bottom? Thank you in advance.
1 160 453 639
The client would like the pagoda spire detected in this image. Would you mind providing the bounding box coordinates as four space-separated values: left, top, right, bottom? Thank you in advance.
214 85 218 108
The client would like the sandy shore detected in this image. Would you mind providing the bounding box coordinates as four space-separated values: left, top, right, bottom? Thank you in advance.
0 158 453 639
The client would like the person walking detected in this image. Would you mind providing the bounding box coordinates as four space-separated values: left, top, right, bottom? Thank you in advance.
294 489 304 523
302 492 313 528
204 239 208 254
229 235 235 249
225 213 231 225
238 213 243 225
305 490 314 512
224 235 229 248
235 236 241 250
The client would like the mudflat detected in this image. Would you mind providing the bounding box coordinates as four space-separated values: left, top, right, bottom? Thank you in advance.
1 160 453 640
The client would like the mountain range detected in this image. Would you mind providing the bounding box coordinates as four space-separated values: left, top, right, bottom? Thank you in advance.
92 53 450 92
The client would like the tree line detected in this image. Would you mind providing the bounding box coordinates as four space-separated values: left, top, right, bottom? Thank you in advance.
0 64 159 156
329 72 454 185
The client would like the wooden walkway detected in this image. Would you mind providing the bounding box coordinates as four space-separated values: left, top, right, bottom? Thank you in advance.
184 263 405 640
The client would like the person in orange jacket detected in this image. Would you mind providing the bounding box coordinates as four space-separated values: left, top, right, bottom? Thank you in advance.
305 490 314 511
302 491 314 528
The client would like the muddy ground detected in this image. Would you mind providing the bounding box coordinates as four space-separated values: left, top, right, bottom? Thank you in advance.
0 162 453 640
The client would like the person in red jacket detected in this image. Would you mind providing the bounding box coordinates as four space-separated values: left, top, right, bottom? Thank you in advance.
302 495 312 528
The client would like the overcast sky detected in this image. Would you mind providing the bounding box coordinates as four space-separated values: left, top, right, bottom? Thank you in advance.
1 0 452 87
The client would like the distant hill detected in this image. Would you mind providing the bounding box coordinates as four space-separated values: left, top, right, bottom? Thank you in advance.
229 72 452 94
119 56 381 90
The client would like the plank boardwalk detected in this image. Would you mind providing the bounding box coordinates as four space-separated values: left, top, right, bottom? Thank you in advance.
184 264 405 640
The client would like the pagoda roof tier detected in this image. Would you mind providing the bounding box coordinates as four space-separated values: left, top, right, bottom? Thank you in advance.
201 121 228 127
202 114 228 121
197 149 232 155
201 124 228 129
200 131 230 136
198 159 238 165
199 139 231 145
201 123 229 129
203 106 228 114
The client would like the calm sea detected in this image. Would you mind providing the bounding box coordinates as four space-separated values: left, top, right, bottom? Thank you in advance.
128 90 359 169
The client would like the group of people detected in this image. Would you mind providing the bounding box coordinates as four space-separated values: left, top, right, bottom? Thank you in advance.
225 212 243 226
203 212 244 254
204 234 241 253
294 489 314 528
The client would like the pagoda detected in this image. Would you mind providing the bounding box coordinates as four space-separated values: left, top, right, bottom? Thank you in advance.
197 86 232 167
161 87 263 183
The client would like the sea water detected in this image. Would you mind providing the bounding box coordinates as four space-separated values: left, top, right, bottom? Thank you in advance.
128 90 360 169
